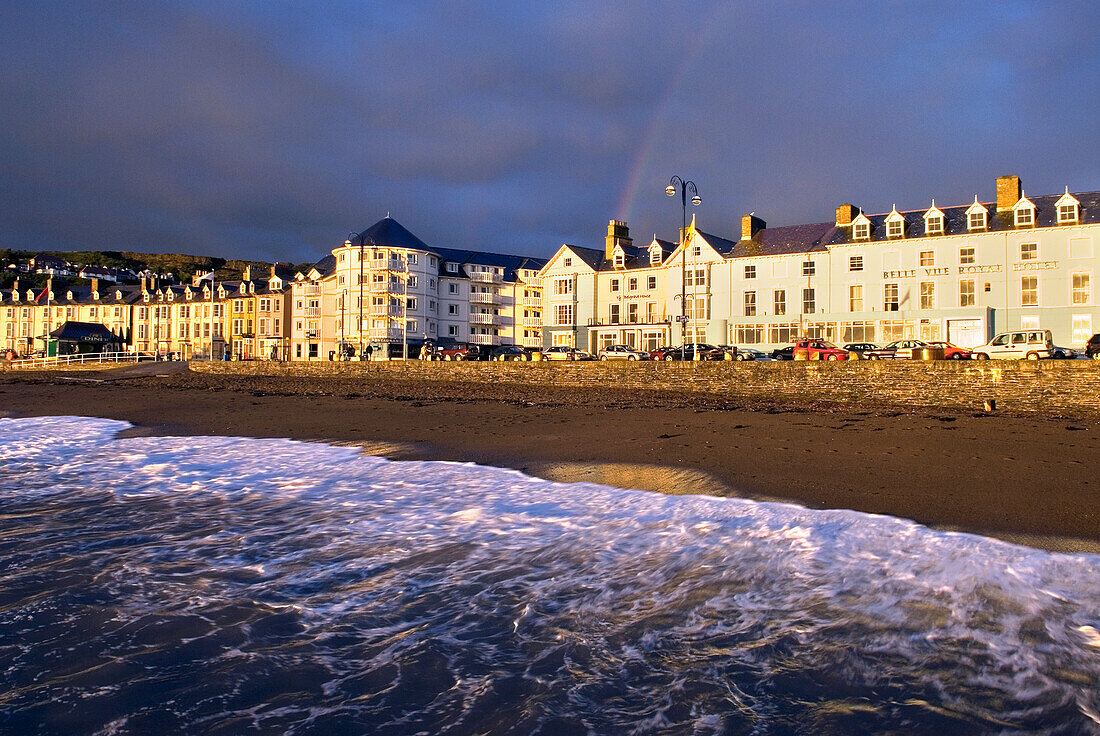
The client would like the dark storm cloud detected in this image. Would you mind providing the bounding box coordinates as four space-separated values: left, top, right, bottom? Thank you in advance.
1 1 1097 264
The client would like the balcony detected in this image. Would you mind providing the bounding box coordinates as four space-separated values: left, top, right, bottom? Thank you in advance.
304 307 321 317
304 330 320 339
523 296 542 307
368 281 406 294
469 291 501 305
522 316 541 328
369 327 405 342
300 284 321 296
469 334 499 346
369 304 403 316
469 271 503 284
469 313 499 325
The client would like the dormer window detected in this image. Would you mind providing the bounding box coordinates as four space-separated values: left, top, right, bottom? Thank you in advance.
649 248 662 266
885 208 905 239
66 291 73 299
446 262 458 274
1013 196 1035 228
966 198 988 231
563 257 572 267
853 223 870 241
925 214 944 236
613 249 625 268
1056 189 1080 224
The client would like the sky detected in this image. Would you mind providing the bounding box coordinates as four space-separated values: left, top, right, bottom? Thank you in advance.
1 1 1098 265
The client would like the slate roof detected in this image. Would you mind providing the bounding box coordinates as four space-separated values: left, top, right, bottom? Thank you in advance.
715 223 839 259
346 217 547 282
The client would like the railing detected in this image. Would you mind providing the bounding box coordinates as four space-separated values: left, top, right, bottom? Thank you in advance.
369 328 404 341
304 307 321 317
523 297 542 307
369 304 403 316
304 330 320 338
6 351 141 369
301 285 321 296
522 316 541 328
469 272 503 284
368 281 406 294
469 334 499 346
469 292 501 305
469 313 498 325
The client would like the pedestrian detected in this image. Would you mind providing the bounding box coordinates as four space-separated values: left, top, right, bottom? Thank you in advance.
365 345 374 362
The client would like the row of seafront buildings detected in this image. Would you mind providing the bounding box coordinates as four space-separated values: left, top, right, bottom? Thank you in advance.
3 175 1100 359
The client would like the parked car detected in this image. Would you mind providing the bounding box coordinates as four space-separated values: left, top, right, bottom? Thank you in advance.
543 346 592 361
439 344 484 361
1051 345 1077 359
863 340 931 360
771 345 795 361
716 345 739 360
491 345 530 361
733 347 768 361
649 346 675 360
843 343 880 357
659 343 727 361
970 330 1054 360
598 345 649 361
1087 334 1100 359
927 341 972 360
794 339 850 361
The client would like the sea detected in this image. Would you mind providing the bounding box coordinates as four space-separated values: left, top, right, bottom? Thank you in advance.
1 416 1099 735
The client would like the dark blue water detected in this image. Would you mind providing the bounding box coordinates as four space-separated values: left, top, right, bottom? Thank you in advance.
2 417 1099 735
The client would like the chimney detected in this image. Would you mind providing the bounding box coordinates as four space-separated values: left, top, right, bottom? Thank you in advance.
12 278 18 292
269 263 277 279
605 219 632 260
140 276 147 293
91 278 99 296
741 213 766 240
996 175 1021 213
835 204 858 226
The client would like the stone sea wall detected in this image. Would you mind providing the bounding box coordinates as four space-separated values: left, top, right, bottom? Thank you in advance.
190 359 1100 416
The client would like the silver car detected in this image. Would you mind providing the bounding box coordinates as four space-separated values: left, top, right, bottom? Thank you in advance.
598 345 649 361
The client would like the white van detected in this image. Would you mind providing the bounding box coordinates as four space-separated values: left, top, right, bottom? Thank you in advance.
970 330 1054 360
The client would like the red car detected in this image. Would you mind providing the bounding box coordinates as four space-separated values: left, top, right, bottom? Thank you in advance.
794 339 850 361
927 341 971 360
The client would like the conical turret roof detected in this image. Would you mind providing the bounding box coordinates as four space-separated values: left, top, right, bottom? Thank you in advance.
347 216 429 250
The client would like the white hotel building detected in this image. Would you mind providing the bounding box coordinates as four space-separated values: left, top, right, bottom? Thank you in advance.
288 217 546 359
540 176 1100 352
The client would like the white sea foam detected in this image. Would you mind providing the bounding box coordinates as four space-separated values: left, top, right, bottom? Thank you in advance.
2 415 1099 734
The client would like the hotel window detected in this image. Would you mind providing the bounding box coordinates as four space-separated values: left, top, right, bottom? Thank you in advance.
627 303 639 323
1072 315 1093 344
613 253 624 268
628 278 637 291
555 304 574 325
408 254 417 264
802 261 815 276
802 288 815 314
646 301 657 322
959 247 975 265
687 297 707 320
1020 242 1037 261
448 325 459 336
887 219 903 238
926 215 944 235
563 257 572 266
407 276 417 288
744 265 756 279
773 290 786 316
1072 273 1090 305
609 304 620 324
919 251 935 267
446 263 458 273
406 297 416 310
968 210 987 231
744 291 757 317
919 282 935 310
1021 276 1038 307
610 279 620 292
647 275 657 290
959 279 976 307
849 285 864 312
554 278 572 295
650 250 661 265
692 245 701 257
884 284 899 311
691 268 706 286
1059 202 1079 224
849 256 863 272
1015 206 1034 227
853 221 870 240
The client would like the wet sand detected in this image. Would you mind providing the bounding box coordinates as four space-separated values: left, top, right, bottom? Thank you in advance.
2 363 1099 552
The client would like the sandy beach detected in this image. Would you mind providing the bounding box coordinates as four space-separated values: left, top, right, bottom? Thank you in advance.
2 362 1098 552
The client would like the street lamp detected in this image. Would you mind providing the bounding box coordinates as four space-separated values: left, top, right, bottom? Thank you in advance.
666 176 701 345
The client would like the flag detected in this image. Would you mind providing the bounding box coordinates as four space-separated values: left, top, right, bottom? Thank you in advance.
35 288 49 303
195 271 216 282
